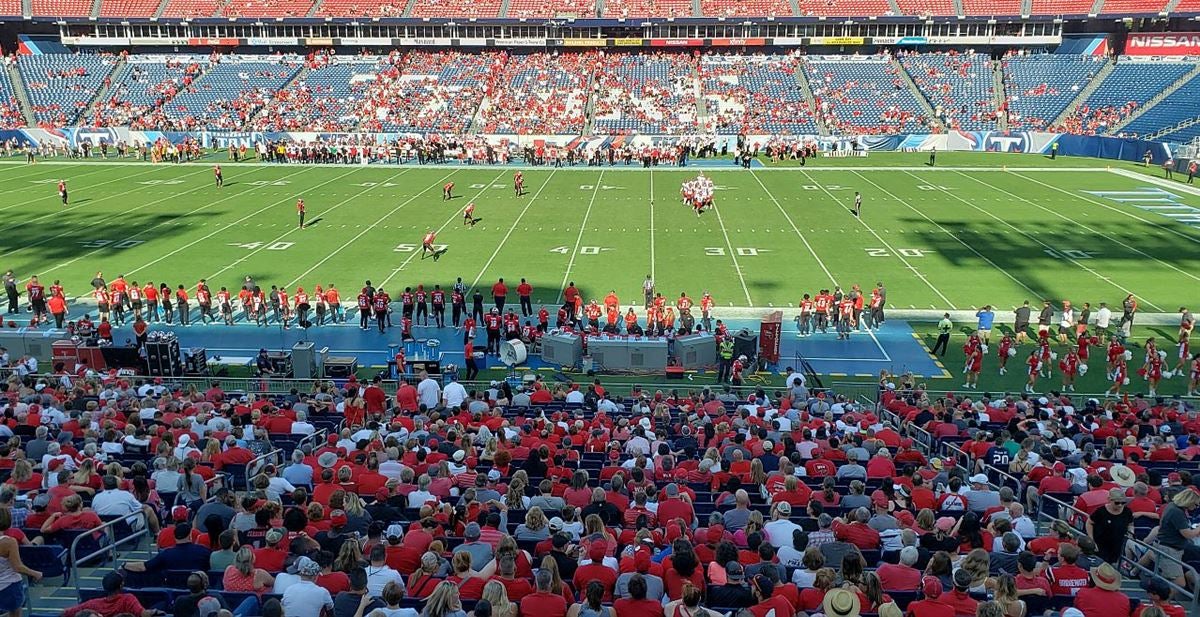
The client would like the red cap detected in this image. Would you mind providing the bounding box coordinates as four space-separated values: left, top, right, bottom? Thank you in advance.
330 510 348 527
634 548 652 573
1052 462 1067 473
588 541 606 562
871 493 889 507
921 576 943 599
707 526 724 544
47 459 64 471
1168 472 1182 482
171 506 190 522
375 488 391 501
327 434 338 444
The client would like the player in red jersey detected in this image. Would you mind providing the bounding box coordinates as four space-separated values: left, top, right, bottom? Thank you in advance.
463 202 477 227
443 182 454 201
214 164 223 188
26 276 46 324
513 171 524 197
1189 353 1200 397
421 230 440 261
296 199 306 229
57 180 68 206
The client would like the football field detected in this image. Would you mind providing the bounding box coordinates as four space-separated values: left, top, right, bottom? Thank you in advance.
3 153 1199 312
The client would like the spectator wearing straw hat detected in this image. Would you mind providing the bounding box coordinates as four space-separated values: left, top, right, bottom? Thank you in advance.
1075 563 1131 617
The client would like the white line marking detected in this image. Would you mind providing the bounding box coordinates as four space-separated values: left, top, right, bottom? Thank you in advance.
123 167 365 279
378 169 506 288
649 168 656 283
470 170 559 292
749 170 837 286
556 171 604 306
708 193 753 306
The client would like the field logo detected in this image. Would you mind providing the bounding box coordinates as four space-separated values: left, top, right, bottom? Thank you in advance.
1085 187 1200 228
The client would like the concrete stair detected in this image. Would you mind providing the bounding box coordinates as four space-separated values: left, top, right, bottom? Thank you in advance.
1089 0 1104 14
690 0 700 16
20 0 30 17
951 0 963 16
402 0 418 17
498 0 511 16
1020 0 1031 14
890 56 943 132
794 63 828 136
786 0 800 15
89 0 102 18
306 0 322 16
8 63 37 127
1165 0 1183 13
80 57 126 127
1049 56 1114 129
1110 65 1200 135
886 0 901 13
992 59 1008 131
151 0 170 18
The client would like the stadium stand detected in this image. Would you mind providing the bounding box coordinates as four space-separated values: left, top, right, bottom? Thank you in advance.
505 0 598 18
591 52 698 135
797 0 894 16
894 0 956 16
98 0 162 18
1121 73 1200 140
28 0 91 16
479 51 593 135
1174 0 1200 12
805 56 930 135
250 56 378 132
897 51 998 131
602 0 694 17
90 55 207 128
699 53 820 135
698 0 794 17
1099 0 1170 13
1001 54 1106 131
18 54 115 127
158 0 223 18
157 56 302 131
959 0 1021 15
1029 0 1094 14
1060 59 1195 136
219 0 316 18
359 51 496 134
314 0 408 16
0 0 19 16
0 66 26 128
410 0 504 18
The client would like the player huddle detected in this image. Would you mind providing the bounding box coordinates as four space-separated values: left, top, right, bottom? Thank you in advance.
680 173 714 215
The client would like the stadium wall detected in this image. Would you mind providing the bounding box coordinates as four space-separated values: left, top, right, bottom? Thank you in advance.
0 128 1174 163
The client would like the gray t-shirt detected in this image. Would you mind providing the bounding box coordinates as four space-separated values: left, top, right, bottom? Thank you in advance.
723 508 752 532
615 573 664 600
965 489 1001 513
1158 504 1192 550
453 541 494 571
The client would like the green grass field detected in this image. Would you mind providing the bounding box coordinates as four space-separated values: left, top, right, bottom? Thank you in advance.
3 152 1199 311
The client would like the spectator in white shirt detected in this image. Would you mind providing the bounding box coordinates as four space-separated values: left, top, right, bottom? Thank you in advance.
764 502 804 549
442 377 467 409
364 543 406 598
407 474 438 508
291 411 316 435
416 371 441 410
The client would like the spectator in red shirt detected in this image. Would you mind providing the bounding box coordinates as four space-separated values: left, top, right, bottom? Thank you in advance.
937 569 979 617
1048 544 1089 596
748 574 794 617
214 435 255 471
656 484 695 527
1135 577 1187 617
363 377 388 417
1013 553 1050 598
832 508 881 550
520 570 568 617
1028 520 1075 557
40 495 103 540
62 571 155 617
908 576 954 617
1075 563 1131 617
877 546 922 591
573 541 617 601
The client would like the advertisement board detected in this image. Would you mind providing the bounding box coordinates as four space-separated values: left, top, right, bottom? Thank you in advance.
1126 33 1200 56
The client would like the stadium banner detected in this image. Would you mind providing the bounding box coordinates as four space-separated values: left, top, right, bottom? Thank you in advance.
1125 32 1200 56
613 38 644 46
648 38 704 47
810 36 866 46
492 37 549 46
710 38 767 46
561 39 607 47
399 38 452 46
305 38 334 46
188 38 241 46
63 37 129 46
340 37 392 46
456 38 490 46
246 37 299 46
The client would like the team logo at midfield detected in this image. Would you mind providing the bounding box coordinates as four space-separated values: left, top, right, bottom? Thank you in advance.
983 132 1032 153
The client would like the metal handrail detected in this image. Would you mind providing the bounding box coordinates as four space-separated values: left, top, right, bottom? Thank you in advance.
244 448 284 490
296 429 328 455
70 510 150 601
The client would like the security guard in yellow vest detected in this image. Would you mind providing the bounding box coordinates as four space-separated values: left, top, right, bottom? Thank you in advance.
717 338 734 383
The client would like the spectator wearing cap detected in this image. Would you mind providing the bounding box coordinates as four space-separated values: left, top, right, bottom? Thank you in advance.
612 573 662 617
253 527 289 572
282 556 334 617
573 541 618 601
315 509 351 556
364 543 405 598
707 561 753 608
823 587 861 617
157 506 200 549
1013 551 1050 598
62 571 156 617
938 569 978 617
1136 576 1187 617
383 524 421 575
908 576 953 617
747 574 792 617
1088 488 1133 565
832 507 881 550
868 493 899 532
878 546 922 591
1075 563 1131 617
453 523 494 571
126 519 211 572
616 548 664 600
656 484 694 526
965 474 1000 514
763 502 802 549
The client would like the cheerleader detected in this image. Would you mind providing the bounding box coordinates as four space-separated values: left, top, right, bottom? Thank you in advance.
1059 349 1080 392
1107 336 1125 379
1143 353 1164 397
1077 330 1097 364
1025 349 1041 393
1143 337 1158 372
963 335 984 389
1174 332 1190 375
1038 337 1053 378
1108 357 1128 397
998 334 1014 375
1188 353 1200 397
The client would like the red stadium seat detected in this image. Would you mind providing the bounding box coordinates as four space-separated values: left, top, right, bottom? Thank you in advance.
0 0 20 14
506 0 597 17
313 0 407 16
98 0 161 17
1029 0 1093 14
1098 0 1168 13
1174 0 1200 11
159 0 221 18
960 0 1020 15
894 0 956 15
410 0 503 18
602 0 693 17
798 0 893 17
220 0 315 17
699 0 794 17
30 0 91 16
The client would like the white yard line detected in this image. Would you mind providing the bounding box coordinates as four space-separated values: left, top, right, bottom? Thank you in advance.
749 169 837 287
649 169 656 283
40 166 305 278
556 171 604 306
1023 169 1200 247
285 168 434 289
205 170 415 281
956 171 1200 285
470 169 559 291
707 195 754 306
124 167 365 279
377 169 507 289
895 170 1162 311
821 170 954 307
0 165 186 215
0 166 212 262
847 170 1043 302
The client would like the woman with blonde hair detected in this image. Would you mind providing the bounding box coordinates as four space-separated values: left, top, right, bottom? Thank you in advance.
956 548 991 593
333 538 363 573
514 506 549 541
5 460 41 492
480 580 516 617
538 555 574 603
223 546 274 594
408 552 443 598
420 581 466 617
989 574 1025 617
914 508 936 535
749 459 767 488
504 483 528 511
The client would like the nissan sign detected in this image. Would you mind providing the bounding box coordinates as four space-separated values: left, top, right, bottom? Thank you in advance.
1126 33 1200 56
